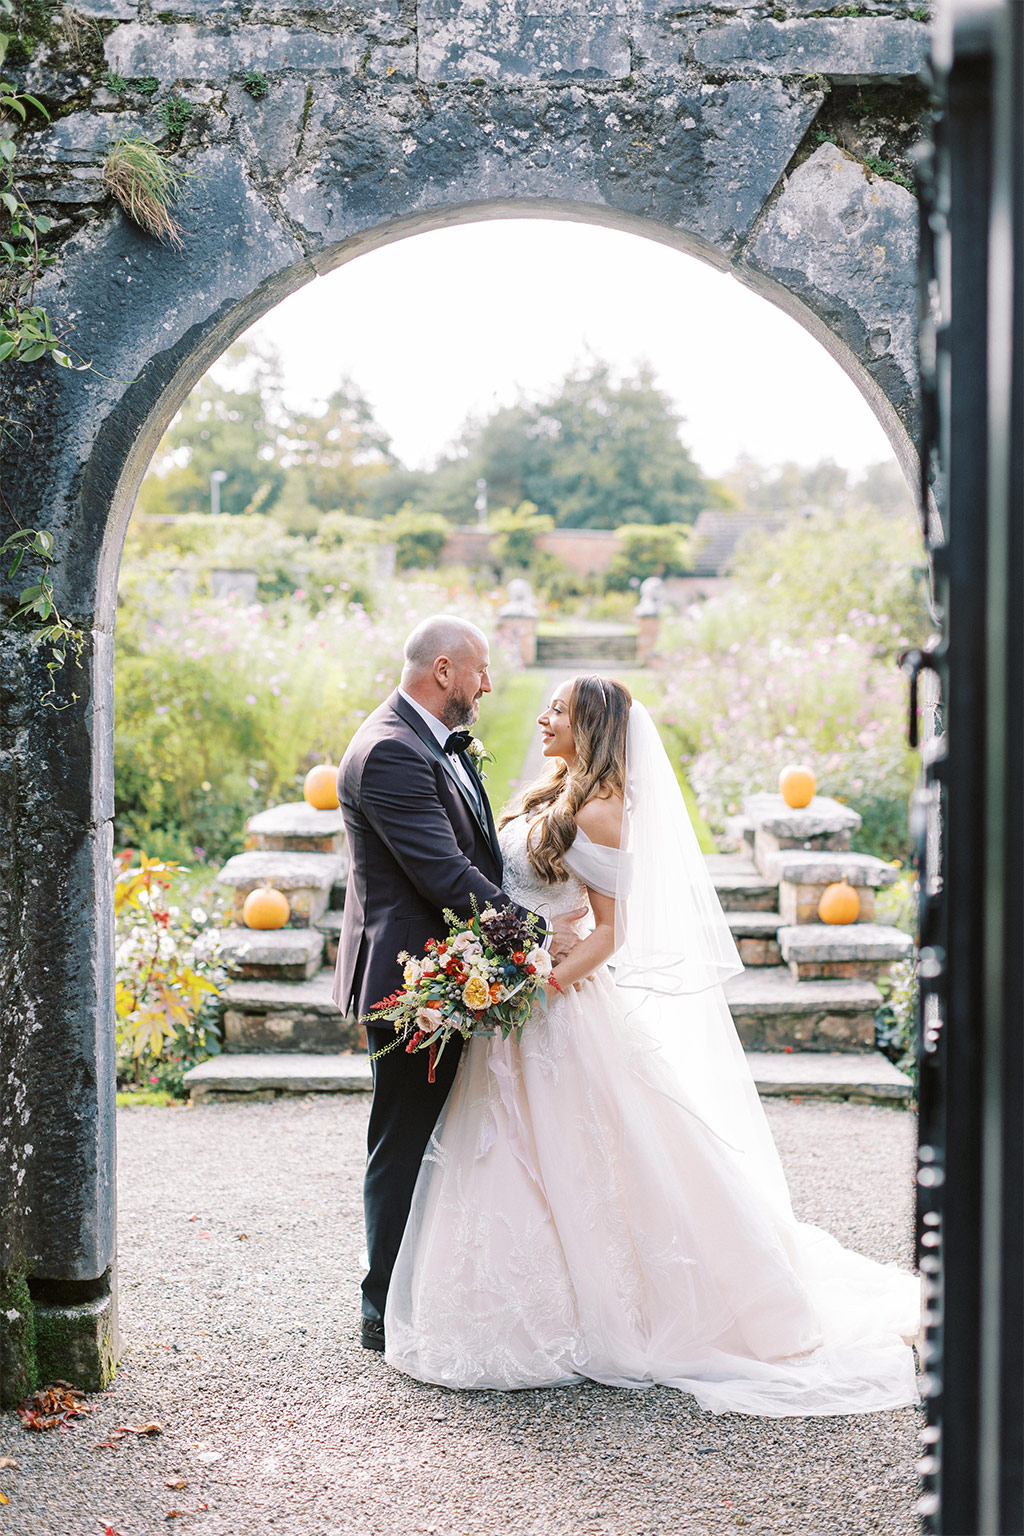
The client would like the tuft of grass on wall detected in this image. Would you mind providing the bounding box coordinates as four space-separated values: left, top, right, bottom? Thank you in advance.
103 134 189 246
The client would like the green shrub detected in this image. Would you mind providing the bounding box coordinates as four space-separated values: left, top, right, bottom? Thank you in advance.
388 508 449 570
607 521 691 590
488 501 554 569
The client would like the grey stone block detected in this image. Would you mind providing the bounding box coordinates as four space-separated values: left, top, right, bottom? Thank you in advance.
725 966 880 1050
694 17 930 79
222 970 362 1052
34 1290 119 1394
184 1051 372 1100
741 142 919 434
246 799 346 852
419 0 630 83
19 113 152 164
104 24 414 81
779 922 913 964
745 1050 913 1105
743 792 862 839
771 850 899 888
224 81 310 180
68 0 137 14
203 925 326 980
217 850 347 925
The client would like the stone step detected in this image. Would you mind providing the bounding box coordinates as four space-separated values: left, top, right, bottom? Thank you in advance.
184 1051 373 1103
315 909 343 967
535 635 638 663
182 1048 910 1107
745 1051 912 1105
201 926 326 981
726 911 783 967
222 967 364 1053
708 854 779 914
723 966 880 1051
246 800 346 854
778 923 913 982
770 851 899 926
723 815 755 860
743 792 861 876
217 850 348 927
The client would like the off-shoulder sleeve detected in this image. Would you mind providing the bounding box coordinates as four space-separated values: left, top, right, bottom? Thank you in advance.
563 830 624 898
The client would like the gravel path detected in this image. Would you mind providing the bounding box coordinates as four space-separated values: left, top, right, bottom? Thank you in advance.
0 1098 921 1536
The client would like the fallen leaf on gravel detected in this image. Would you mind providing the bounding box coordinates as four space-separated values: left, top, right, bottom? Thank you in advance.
99 1523 130 1535
17 1384 96 1431
0 1457 17 1468
165 1478 188 1490
166 1504 208 1519
113 1423 163 1436
0 1490 7 1505
236 1233 248 1240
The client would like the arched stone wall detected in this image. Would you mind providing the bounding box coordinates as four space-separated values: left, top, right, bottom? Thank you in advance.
0 0 929 1396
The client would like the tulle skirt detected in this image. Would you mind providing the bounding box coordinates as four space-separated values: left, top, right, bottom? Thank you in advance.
384 969 920 1416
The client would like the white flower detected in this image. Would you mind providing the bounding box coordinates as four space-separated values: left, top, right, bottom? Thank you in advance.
526 947 552 977
449 931 477 955
416 1007 445 1032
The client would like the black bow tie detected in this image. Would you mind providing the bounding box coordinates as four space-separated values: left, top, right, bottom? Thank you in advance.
444 730 474 756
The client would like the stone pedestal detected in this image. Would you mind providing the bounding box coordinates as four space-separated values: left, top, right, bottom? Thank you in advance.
496 613 537 666
246 801 346 854
217 850 347 926
743 793 862 877
204 926 326 981
636 613 660 665
772 851 898 926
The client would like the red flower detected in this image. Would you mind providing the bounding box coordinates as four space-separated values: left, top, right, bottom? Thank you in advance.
526 963 536 975
436 943 448 955
512 951 525 966
425 938 436 952
153 910 170 928
405 1030 425 1054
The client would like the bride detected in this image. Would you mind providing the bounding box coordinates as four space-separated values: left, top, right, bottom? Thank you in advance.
384 674 920 1415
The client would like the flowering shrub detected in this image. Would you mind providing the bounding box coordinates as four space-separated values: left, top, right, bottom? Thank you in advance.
114 854 227 1097
655 506 930 861
115 560 497 862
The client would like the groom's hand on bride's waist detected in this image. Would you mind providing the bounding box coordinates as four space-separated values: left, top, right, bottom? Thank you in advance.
547 908 588 964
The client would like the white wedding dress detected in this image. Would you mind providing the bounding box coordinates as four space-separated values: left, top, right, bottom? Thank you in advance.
384 813 920 1416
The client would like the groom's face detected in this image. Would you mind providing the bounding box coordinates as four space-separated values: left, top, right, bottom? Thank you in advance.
439 639 492 729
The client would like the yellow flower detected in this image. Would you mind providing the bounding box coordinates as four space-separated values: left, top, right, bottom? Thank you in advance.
462 975 490 1011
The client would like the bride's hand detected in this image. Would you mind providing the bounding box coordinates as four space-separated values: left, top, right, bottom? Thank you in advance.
548 907 587 964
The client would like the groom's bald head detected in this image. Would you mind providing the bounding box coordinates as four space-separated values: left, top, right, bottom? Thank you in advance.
401 615 492 729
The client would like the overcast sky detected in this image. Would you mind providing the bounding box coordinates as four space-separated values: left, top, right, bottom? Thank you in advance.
242 218 899 480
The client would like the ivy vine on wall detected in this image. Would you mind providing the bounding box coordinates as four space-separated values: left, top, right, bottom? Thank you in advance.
1 10 89 706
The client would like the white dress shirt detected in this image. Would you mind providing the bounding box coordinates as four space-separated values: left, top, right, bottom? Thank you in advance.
397 688 483 810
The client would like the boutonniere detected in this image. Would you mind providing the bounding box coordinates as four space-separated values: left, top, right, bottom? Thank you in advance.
466 736 494 779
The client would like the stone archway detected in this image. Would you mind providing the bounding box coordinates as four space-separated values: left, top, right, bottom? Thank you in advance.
0 0 929 1397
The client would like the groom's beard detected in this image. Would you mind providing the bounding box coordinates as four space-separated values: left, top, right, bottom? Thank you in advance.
440 688 478 730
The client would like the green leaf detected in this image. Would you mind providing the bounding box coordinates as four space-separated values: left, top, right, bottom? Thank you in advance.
34 213 51 231
18 342 46 361
0 191 18 214
18 583 42 605
0 139 15 163
32 530 53 557
0 339 15 363
19 94 48 119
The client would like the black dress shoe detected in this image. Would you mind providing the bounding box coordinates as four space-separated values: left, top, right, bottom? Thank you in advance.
360 1318 386 1352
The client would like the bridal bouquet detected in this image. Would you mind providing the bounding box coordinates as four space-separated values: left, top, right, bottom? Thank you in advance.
365 900 557 1082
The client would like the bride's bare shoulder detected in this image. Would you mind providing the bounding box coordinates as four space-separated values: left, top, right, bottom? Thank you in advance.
575 792 623 848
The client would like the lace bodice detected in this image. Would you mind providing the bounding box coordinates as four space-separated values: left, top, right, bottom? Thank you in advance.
499 814 621 922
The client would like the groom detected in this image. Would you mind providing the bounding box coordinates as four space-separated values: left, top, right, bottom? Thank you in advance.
333 615 581 1351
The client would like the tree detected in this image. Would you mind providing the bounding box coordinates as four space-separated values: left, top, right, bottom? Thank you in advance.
281 384 397 514
139 343 287 518
366 360 726 529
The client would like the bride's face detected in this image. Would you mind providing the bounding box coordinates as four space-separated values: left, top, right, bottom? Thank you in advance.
537 684 576 767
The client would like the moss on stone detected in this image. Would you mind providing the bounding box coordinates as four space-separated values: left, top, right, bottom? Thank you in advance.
0 1270 38 1408
34 1294 118 1393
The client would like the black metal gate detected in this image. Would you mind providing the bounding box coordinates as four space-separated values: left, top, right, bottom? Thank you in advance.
912 4 1023 1532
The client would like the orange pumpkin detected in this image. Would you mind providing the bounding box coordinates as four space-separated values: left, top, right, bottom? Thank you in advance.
778 763 817 809
304 763 339 810
243 884 290 930
818 880 861 925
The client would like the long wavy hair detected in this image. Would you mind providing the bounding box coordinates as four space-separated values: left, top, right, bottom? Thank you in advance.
499 674 632 882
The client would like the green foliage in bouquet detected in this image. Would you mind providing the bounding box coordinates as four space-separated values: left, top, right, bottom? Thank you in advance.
114 854 226 1097
365 898 555 1082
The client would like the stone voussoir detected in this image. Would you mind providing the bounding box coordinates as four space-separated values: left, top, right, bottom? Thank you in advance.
246 799 347 854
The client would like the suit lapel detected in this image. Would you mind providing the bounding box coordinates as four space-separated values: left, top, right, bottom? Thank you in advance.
389 693 502 868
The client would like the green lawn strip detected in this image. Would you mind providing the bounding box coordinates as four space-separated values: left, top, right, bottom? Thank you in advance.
116 1089 180 1108
482 669 551 817
615 671 716 854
